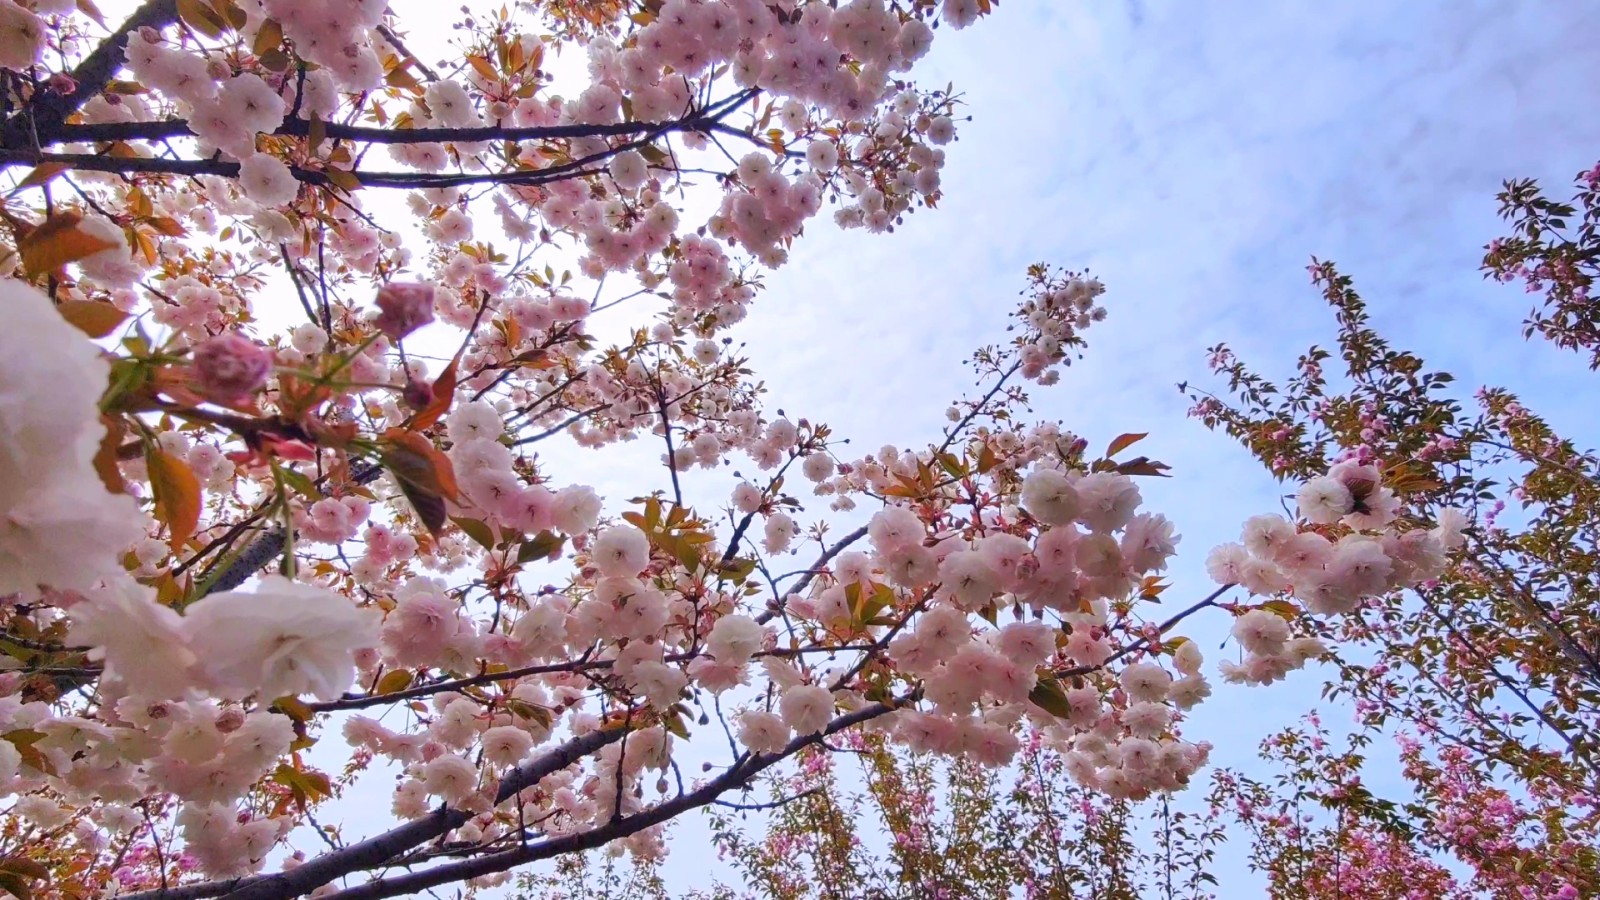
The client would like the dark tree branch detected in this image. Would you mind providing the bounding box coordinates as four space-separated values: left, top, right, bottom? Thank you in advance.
0 0 179 148
314 700 898 900
29 108 744 147
119 726 628 900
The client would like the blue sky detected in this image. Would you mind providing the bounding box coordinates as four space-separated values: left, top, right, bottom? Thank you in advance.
290 0 1600 894
718 0 1600 892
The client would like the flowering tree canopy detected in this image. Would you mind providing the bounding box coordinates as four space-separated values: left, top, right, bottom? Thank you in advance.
0 0 1463 897
1181 165 1600 899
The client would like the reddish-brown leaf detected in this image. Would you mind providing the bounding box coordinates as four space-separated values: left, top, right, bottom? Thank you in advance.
406 358 458 431
1105 432 1148 458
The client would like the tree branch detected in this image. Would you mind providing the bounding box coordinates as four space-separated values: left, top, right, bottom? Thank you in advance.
120 726 627 900
314 701 898 900
0 0 180 147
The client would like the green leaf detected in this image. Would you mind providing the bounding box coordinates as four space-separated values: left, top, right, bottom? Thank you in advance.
1027 670 1073 719
452 517 495 551
505 699 553 729
517 530 565 564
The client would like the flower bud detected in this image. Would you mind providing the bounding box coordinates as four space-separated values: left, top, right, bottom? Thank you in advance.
214 708 245 733
403 378 434 410
373 282 436 342
193 332 272 402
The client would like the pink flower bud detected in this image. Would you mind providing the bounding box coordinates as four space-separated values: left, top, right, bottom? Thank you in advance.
214 708 245 733
373 282 436 342
402 379 434 410
193 332 272 402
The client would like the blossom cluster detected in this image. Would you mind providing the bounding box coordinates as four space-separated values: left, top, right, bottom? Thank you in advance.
0 1 1482 894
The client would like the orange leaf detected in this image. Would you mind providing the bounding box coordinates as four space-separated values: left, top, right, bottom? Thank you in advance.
11 162 67 192
56 299 127 338
385 63 420 90
148 446 202 548
144 217 187 237
92 415 128 494
18 212 117 280
466 55 498 82
405 358 458 431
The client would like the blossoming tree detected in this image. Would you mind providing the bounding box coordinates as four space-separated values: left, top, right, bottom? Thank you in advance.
0 0 1462 897
1182 164 1600 898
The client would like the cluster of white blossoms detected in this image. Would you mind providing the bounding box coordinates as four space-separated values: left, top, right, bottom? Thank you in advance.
1198 468 1465 685
0 280 144 598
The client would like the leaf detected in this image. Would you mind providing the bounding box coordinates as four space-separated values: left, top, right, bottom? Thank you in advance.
935 451 964 479
2 729 54 776
379 429 459 500
144 216 187 237
385 63 420 90
251 17 283 56
719 556 757 584
259 47 291 71
396 480 448 537
148 446 202 549
275 466 318 498
405 358 458 431
374 669 412 695
92 414 127 494
466 55 498 82
517 531 565 564
1105 432 1147 457
1261 599 1301 620
219 0 247 30
10 162 67 193
74 0 107 26
975 443 998 474
0 858 49 881
271 762 330 811
1382 460 1445 495
1027 671 1073 719
176 0 228 37
451 517 495 551
18 212 117 280
321 167 360 192
0 872 33 900
273 696 314 722
662 708 690 738
1115 456 1172 478
56 299 127 338
307 113 326 156
505 699 552 729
